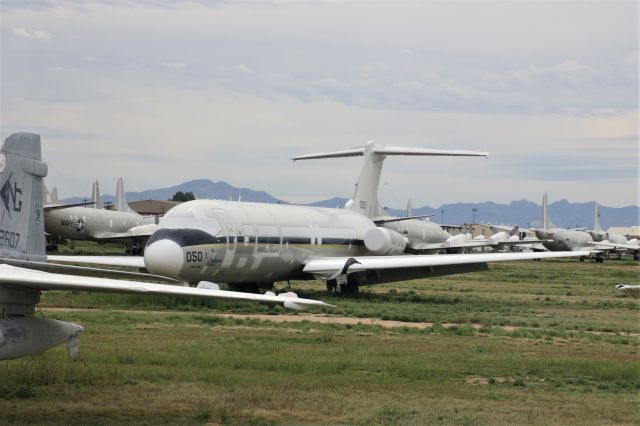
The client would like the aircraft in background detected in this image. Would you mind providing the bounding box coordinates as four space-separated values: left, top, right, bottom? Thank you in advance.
0 133 333 360
588 202 640 261
533 194 606 262
52 141 588 294
44 177 157 254
482 225 549 252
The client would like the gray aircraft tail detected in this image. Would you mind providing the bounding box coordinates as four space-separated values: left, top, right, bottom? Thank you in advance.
91 179 103 209
293 142 488 219
593 202 603 233
114 177 131 212
0 133 48 262
541 193 555 230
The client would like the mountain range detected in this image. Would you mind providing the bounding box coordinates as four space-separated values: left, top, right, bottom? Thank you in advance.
62 179 639 230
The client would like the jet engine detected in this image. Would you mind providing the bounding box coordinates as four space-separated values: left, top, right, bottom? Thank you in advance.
364 227 406 256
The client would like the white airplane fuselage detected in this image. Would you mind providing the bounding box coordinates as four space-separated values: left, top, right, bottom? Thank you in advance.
534 228 593 251
45 207 144 241
144 199 375 283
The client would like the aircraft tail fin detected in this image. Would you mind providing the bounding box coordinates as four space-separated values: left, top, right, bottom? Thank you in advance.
293 142 488 218
407 198 412 216
509 226 519 237
0 133 48 262
91 180 103 209
593 202 603 233
114 177 131 212
541 194 557 229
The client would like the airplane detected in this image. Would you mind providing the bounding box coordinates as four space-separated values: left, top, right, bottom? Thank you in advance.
373 200 452 253
615 284 640 298
533 194 606 262
482 225 549 252
588 202 640 261
0 133 332 360
51 141 589 294
44 177 157 254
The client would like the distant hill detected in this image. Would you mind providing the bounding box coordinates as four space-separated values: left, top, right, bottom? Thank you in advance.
62 179 639 230
63 179 286 205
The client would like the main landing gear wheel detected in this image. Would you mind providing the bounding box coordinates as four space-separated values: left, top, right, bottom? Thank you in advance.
326 278 360 295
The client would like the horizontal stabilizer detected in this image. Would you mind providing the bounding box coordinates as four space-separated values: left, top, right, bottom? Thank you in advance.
292 145 488 161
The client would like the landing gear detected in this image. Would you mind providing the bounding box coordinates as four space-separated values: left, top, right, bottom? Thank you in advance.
634 252 640 262
46 244 59 252
579 256 585 262
595 254 605 264
326 276 359 295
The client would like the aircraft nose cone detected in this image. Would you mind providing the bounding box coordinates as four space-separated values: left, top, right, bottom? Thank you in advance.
144 239 184 278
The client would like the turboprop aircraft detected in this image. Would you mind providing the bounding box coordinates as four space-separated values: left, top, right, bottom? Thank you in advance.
533 194 607 262
588 202 639 261
0 133 331 360
44 177 156 254
483 226 549 252
51 141 589 294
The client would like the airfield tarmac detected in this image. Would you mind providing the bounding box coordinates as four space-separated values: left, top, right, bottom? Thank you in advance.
1 257 638 425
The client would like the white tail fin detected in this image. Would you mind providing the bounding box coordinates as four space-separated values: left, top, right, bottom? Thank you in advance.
593 202 602 232
0 133 48 262
407 198 412 216
293 142 488 218
541 193 556 230
91 180 103 209
114 177 130 212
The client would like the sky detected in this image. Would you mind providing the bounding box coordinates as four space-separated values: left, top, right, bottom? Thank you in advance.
1 0 638 208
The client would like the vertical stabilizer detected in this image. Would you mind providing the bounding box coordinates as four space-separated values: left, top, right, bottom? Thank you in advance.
114 177 130 212
407 198 412 217
541 193 555 230
91 180 103 209
51 187 60 204
43 184 59 205
593 202 603 233
0 133 48 262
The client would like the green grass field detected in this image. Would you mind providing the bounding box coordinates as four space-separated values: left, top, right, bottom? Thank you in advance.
1 256 638 425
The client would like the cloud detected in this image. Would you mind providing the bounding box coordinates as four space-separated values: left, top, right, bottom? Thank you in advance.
11 27 51 42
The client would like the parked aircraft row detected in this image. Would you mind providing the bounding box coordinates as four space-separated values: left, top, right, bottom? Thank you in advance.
5 133 632 361
44 179 156 254
534 195 640 262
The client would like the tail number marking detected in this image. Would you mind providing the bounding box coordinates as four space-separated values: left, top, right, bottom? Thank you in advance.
0 229 20 249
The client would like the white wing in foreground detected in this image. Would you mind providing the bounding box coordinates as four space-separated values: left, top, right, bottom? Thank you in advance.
48 255 146 269
0 264 332 311
303 251 591 278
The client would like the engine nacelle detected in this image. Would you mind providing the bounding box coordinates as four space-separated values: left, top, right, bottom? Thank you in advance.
0 317 84 360
364 227 406 256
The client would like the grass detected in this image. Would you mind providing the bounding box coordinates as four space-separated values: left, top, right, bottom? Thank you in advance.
1 256 638 424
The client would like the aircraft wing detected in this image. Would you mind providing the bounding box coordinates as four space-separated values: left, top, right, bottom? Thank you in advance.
48 255 146 269
91 224 158 241
44 202 96 211
0 264 333 311
303 251 590 280
496 239 550 248
590 241 639 251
